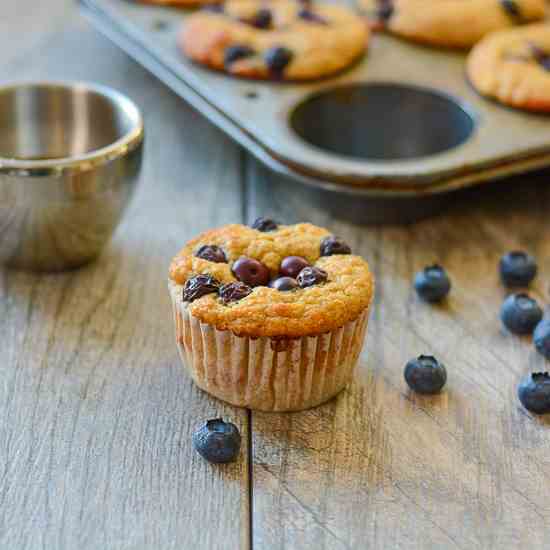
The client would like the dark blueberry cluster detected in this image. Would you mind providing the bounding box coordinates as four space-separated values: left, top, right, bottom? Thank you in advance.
182 271 253 306
184 223 345 306
409 250 550 414
268 256 329 291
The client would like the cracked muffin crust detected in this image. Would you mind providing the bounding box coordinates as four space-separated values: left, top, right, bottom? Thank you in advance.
467 23 550 111
178 0 369 80
168 221 374 411
362 0 545 49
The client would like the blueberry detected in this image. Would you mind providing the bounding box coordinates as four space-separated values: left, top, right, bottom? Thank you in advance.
193 419 241 463
280 256 310 278
500 293 543 335
269 276 298 291
517 372 550 414
499 251 537 287
195 244 227 263
500 0 521 19
220 282 253 304
297 8 328 24
320 235 351 257
264 47 293 74
182 274 220 302
377 0 394 21
528 42 550 72
534 320 550 360
224 45 255 67
404 355 447 394
232 256 270 287
297 266 328 288
251 217 279 232
414 264 451 303
248 8 272 28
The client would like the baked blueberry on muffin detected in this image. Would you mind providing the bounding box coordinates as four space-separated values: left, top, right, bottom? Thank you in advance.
168 221 374 411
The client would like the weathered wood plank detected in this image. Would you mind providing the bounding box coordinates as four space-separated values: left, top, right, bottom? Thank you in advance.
0 7 249 550
247 160 550 549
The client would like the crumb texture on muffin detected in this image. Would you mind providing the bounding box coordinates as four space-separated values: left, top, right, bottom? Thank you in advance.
169 223 374 337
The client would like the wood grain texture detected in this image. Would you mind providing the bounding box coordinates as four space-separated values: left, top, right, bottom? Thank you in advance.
5 1 550 549
246 160 550 550
0 6 249 550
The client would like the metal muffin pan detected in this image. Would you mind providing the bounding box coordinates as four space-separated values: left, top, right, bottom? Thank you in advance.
80 0 550 204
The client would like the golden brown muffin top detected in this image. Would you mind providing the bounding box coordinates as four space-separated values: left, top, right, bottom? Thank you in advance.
179 0 369 81
169 222 374 337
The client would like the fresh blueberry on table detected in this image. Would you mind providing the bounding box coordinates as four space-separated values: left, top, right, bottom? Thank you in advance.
500 293 542 335
280 256 310 278
232 256 270 287
499 251 537 287
534 320 550 360
414 265 451 303
193 418 241 463
517 372 550 414
269 276 298 291
404 355 447 394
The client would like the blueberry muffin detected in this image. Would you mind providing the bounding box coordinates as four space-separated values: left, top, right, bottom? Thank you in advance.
362 0 545 49
467 23 550 111
168 219 374 411
178 0 369 81
138 0 218 7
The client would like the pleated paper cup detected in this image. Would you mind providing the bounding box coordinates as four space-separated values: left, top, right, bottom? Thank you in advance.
169 282 370 412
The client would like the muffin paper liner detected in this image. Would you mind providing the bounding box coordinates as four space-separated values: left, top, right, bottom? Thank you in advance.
169 282 370 412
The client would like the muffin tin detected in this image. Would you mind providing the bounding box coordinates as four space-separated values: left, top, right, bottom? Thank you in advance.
80 0 550 221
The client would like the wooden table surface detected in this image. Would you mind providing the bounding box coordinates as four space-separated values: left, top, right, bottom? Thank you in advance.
2 2 550 549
